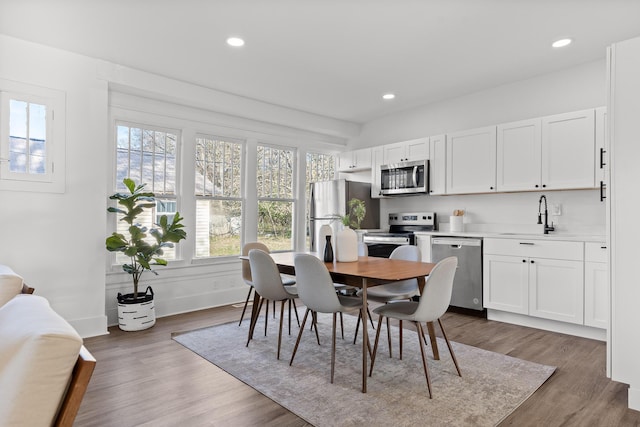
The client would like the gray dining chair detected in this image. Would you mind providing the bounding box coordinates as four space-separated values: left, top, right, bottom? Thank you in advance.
354 245 421 357
247 249 299 359
290 254 371 384
369 256 461 398
239 242 297 327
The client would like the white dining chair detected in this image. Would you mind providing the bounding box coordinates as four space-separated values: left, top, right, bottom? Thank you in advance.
290 254 370 384
354 245 421 357
369 256 461 398
247 249 299 359
239 242 297 327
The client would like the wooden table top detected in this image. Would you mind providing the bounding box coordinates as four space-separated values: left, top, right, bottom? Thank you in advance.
267 252 435 282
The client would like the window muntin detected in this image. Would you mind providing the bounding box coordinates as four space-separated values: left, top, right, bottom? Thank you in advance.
114 123 180 262
116 124 177 195
195 136 243 258
257 144 295 251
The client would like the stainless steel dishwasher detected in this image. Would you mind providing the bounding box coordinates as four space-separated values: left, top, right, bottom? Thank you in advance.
431 237 483 312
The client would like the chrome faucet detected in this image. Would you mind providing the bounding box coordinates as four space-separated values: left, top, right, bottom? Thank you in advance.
537 195 555 234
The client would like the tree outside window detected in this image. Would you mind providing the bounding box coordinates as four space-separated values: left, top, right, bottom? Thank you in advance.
257 144 295 251
194 135 243 257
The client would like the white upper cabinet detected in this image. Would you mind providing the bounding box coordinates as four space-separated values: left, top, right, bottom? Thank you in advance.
541 109 596 189
370 146 384 199
595 107 608 194
496 118 542 192
337 147 372 172
446 126 497 194
428 134 446 195
382 137 429 164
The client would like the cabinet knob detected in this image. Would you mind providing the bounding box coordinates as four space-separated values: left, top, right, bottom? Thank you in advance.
542 184 546 188
522 259 526 263
535 184 539 188
490 186 494 190
530 260 535 264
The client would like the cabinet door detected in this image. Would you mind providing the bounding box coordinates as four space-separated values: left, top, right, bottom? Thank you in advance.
528 258 584 324
446 126 497 194
541 109 596 189
415 235 432 262
496 118 542 191
353 148 372 170
429 134 446 195
337 151 354 172
382 142 405 164
595 107 607 193
404 137 429 161
584 261 609 329
483 254 529 314
370 146 384 198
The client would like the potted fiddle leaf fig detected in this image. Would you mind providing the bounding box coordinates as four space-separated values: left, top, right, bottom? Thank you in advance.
341 198 366 229
106 178 187 331
337 198 366 262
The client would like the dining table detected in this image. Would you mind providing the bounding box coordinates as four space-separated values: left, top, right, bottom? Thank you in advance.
243 251 437 393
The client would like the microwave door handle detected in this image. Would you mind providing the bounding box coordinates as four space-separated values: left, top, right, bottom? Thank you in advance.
412 166 418 188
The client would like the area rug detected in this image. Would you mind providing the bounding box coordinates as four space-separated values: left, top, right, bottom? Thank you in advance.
173 313 555 427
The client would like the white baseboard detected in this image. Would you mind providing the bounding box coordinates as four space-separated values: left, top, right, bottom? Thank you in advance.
68 315 109 338
487 309 607 341
628 386 640 412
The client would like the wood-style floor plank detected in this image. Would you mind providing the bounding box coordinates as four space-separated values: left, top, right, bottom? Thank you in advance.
75 304 640 426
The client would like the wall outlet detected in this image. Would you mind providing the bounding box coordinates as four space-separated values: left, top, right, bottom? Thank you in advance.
550 203 562 216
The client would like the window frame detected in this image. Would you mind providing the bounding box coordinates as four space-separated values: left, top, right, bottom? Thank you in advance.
194 133 245 259
256 142 297 253
0 80 66 193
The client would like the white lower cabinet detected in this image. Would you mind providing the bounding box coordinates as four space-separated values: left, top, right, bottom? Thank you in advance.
483 238 586 325
584 242 609 329
528 257 584 324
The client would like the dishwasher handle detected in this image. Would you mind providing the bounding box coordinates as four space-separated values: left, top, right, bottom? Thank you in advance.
431 238 482 247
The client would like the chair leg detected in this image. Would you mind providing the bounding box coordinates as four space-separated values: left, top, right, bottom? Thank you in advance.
367 307 375 329
438 318 462 377
386 317 392 358
339 312 344 340
290 308 311 366
369 314 384 377
264 299 269 336
292 299 301 326
353 311 361 345
312 311 321 345
246 295 263 347
415 322 433 398
331 313 337 384
277 300 285 360
238 286 253 326
273 300 276 318
399 320 403 360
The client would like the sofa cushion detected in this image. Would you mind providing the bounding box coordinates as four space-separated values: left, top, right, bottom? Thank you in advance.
0 294 83 427
0 265 23 308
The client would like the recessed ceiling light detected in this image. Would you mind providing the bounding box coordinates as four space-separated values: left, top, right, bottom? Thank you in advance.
552 38 572 48
226 37 245 47
382 93 395 100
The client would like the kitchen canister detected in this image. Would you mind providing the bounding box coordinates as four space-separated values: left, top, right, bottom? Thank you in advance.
450 215 464 232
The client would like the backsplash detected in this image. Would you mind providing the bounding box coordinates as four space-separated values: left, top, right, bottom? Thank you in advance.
379 189 605 235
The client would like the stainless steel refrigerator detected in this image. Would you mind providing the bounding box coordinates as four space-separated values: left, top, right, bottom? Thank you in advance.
309 180 380 252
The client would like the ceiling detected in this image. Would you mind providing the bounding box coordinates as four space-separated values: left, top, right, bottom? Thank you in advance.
2 0 640 124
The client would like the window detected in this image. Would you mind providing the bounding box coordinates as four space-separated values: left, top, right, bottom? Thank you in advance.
0 82 66 193
194 135 243 257
114 122 180 261
305 152 336 248
257 144 295 251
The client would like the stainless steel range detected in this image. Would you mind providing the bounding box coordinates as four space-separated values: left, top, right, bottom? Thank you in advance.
363 212 436 258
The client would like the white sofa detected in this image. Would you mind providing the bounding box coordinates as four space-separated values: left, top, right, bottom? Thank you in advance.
0 265 96 427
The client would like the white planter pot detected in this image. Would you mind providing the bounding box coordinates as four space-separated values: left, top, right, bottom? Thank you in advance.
117 286 156 331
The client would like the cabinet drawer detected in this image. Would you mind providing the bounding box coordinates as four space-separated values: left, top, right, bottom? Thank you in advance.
484 238 583 260
585 242 608 263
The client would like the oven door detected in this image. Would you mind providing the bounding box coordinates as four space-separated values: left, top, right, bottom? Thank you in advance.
363 235 413 258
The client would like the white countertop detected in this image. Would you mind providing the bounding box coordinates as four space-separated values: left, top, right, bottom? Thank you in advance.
412 230 606 243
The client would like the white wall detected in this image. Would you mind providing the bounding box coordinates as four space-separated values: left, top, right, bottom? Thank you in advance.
0 35 109 337
0 34 355 336
350 59 607 232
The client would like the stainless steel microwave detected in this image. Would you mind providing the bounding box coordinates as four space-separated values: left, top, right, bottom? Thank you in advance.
380 159 429 195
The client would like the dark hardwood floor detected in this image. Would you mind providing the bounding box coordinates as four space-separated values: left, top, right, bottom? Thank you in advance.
76 304 640 427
